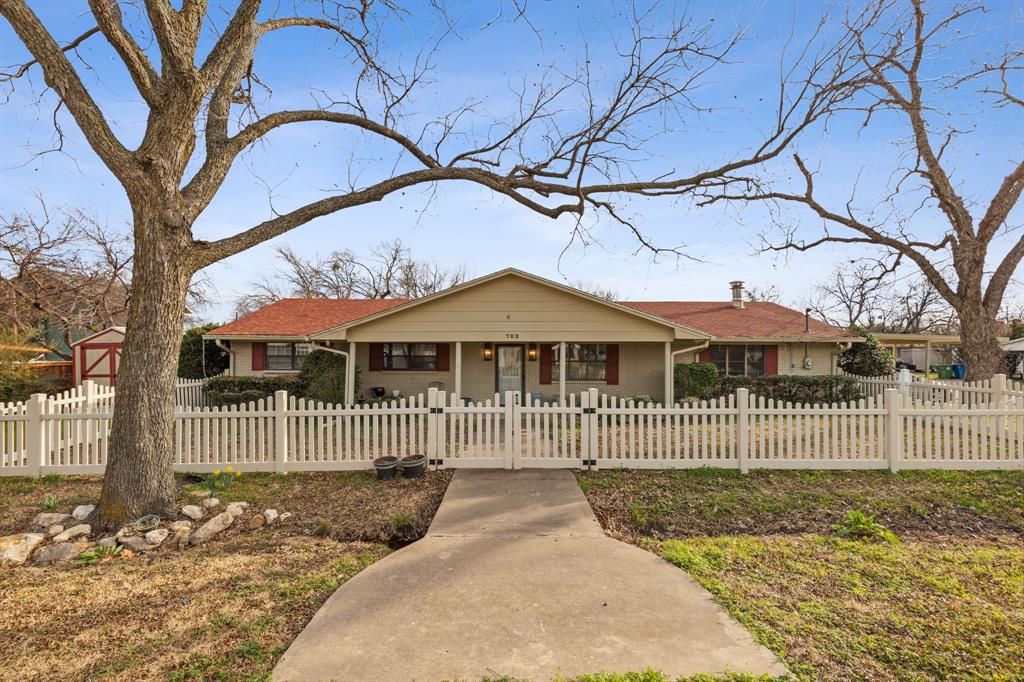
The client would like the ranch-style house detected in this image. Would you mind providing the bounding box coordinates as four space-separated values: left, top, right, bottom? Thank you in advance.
204 269 860 405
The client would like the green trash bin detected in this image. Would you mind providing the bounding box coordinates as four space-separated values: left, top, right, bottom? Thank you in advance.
934 364 955 380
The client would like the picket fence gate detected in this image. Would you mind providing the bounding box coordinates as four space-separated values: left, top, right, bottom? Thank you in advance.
2 385 1022 476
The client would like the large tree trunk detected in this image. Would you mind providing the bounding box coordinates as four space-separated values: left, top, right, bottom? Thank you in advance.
957 302 1005 381
97 210 192 527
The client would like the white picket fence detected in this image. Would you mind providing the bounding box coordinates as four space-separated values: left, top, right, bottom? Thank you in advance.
175 377 213 408
1 385 1022 476
844 370 1024 408
0 377 212 475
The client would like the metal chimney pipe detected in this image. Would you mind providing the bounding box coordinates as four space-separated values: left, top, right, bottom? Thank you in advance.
805 308 812 333
730 281 745 309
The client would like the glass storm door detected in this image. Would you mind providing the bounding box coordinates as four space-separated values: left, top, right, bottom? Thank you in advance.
496 345 525 396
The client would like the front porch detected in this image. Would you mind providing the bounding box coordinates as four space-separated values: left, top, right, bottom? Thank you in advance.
324 340 709 407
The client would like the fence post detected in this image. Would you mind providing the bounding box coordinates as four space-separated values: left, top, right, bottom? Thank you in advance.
82 379 97 412
736 388 749 474
580 390 591 469
427 387 438 469
26 393 46 477
588 388 599 470
274 390 288 473
897 368 912 396
992 374 1007 440
885 388 901 472
991 373 1007 405
504 390 516 469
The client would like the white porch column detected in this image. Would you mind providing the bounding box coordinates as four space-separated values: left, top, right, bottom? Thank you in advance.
664 341 673 405
454 341 462 397
346 341 357 406
559 341 567 405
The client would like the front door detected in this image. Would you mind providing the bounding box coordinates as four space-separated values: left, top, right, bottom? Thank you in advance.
495 344 525 397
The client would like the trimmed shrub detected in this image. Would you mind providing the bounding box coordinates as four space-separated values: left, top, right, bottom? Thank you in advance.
178 323 230 379
0 373 69 404
297 350 353 405
838 327 895 376
206 375 297 406
674 362 718 400
709 374 864 404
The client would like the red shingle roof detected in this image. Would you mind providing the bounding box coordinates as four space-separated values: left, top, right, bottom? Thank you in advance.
624 301 853 340
206 298 408 337
207 296 853 340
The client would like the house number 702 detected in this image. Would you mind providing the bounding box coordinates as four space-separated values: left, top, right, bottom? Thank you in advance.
505 333 520 339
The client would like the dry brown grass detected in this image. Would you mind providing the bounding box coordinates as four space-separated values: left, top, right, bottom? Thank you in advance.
1 534 385 681
0 470 452 681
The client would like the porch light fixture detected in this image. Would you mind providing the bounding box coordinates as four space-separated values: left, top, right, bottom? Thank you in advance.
483 342 493 361
527 343 538 361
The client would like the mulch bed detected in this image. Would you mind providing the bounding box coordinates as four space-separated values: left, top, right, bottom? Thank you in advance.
576 468 1024 541
2 469 452 545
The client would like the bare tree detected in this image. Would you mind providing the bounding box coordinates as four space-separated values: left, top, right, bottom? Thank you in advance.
0 1 857 524
744 285 781 304
702 0 1024 379
234 239 467 315
572 280 619 301
0 204 132 355
805 260 955 334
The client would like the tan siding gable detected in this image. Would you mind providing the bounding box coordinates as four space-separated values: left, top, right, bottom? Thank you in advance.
343 274 676 342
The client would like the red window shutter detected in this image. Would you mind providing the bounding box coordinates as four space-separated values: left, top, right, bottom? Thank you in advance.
436 343 450 371
369 343 384 371
699 348 712 363
605 344 619 385
764 345 779 375
539 343 552 384
251 342 266 371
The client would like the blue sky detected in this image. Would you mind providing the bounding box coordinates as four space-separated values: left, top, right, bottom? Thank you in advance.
2 1 1022 322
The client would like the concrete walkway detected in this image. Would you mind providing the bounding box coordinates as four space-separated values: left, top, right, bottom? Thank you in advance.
273 470 784 681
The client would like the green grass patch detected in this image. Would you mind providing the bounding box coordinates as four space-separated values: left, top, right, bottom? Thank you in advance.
580 469 1024 680
658 536 1024 680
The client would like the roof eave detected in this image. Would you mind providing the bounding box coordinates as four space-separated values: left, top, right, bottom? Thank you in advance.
709 336 863 343
202 333 313 342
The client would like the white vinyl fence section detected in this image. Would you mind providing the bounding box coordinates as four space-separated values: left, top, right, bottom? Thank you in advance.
176 377 213 408
845 369 1024 408
1 381 1022 476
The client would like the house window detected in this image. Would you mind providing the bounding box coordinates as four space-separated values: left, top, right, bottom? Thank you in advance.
709 345 765 377
552 343 607 381
383 343 438 371
266 342 310 371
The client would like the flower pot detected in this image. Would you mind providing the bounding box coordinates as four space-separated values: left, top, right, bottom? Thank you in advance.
374 456 399 480
399 454 426 479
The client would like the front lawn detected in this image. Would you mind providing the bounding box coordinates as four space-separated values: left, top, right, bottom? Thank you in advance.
0 470 451 681
578 469 1024 540
577 469 1024 681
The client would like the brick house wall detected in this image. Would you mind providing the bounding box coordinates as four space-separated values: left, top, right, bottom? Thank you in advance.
225 339 843 403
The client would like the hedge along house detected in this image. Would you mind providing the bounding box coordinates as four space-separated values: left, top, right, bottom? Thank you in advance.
205 269 859 405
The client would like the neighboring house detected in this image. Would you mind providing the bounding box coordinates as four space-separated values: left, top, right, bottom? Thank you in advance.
204 269 859 404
